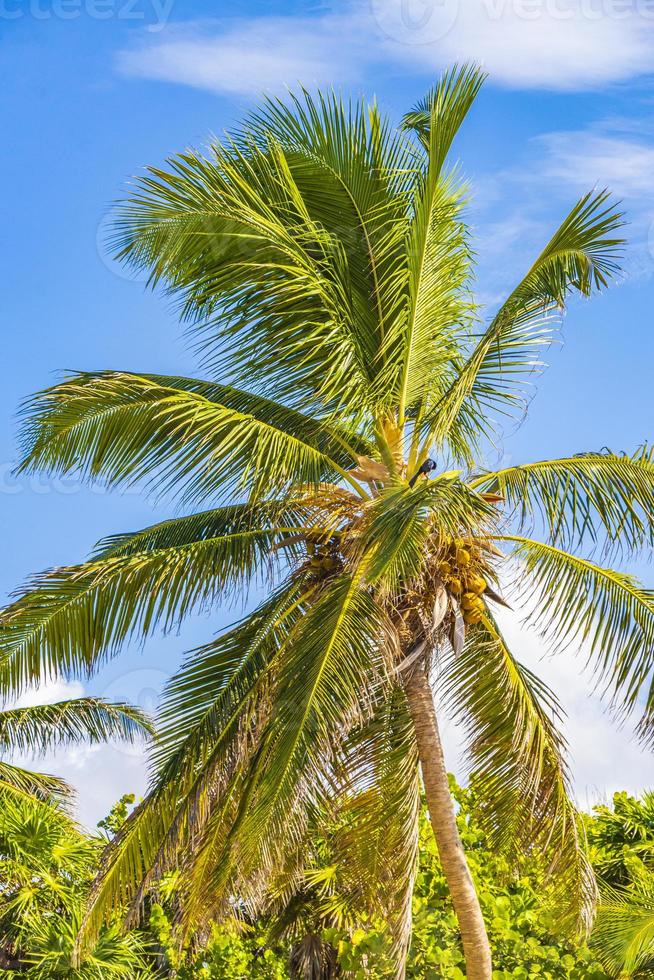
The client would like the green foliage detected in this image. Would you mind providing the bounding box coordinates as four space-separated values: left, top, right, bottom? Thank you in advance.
5 786 654 978
97 794 137 839
0 791 152 978
150 915 288 979
407 782 608 979
585 790 654 887
584 792 654 976
2 63 651 978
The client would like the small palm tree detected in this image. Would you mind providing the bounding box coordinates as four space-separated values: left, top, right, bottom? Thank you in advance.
0 698 153 806
0 789 154 977
2 66 652 978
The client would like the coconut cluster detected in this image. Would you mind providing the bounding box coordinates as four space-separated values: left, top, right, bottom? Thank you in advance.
438 538 488 626
306 532 343 576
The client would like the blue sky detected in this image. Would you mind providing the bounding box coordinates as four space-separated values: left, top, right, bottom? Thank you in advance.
2 0 654 826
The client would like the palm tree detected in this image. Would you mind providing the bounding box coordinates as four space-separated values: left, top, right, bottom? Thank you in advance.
0 788 154 977
587 792 654 977
1 65 652 978
0 698 153 806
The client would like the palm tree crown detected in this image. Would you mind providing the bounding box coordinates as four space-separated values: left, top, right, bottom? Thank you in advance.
1 65 652 978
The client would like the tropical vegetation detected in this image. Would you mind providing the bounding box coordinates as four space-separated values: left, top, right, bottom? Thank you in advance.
3 785 654 977
0 790 152 977
1 65 653 978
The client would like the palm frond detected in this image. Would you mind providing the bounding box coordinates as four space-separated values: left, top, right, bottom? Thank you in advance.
402 63 486 161
91 499 314 558
424 191 625 460
332 689 420 975
111 96 414 414
0 760 72 806
471 447 654 554
440 615 595 933
76 581 310 955
241 89 415 411
497 534 654 741
18 371 369 504
592 879 654 976
0 507 306 693
395 171 473 429
0 698 153 755
177 576 397 936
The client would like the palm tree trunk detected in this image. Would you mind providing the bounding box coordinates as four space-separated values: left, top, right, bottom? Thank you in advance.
404 662 492 980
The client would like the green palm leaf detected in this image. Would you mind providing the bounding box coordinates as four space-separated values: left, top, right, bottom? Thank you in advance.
402 63 486 164
176 576 396 936
332 690 420 974
471 447 654 553
425 191 625 459
0 699 152 754
0 761 72 806
242 90 415 410
593 878 654 976
19 372 368 503
441 616 595 932
0 508 307 693
77 581 310 951
497 534 654 739
111 101 413 414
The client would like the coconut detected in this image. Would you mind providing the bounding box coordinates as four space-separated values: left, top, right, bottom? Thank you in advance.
461 592 479 610
466 573 487 595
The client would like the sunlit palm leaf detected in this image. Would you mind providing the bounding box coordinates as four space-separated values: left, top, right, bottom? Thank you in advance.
242 90 415 411
112 98 414 414
593 878 654 976
498 535 654 740
425 191 625 460
19 371 368 503
0 511 306 693
402 63 486 164
440 616 595 932
332 690 420 975
77 581 310 951
471 448 654 554
0 699 152 754
177 576 397 935
0 761 72 806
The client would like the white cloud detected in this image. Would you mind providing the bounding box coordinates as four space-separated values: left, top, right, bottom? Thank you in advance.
508 120 654 277
116 1 654 96
37 743 149 831
537 129 654 199
11 676 86 708
117 15 368 96
377 0 654 90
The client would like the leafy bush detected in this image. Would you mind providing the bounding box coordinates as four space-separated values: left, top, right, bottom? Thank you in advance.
5 783 654 977
0 791 152 978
